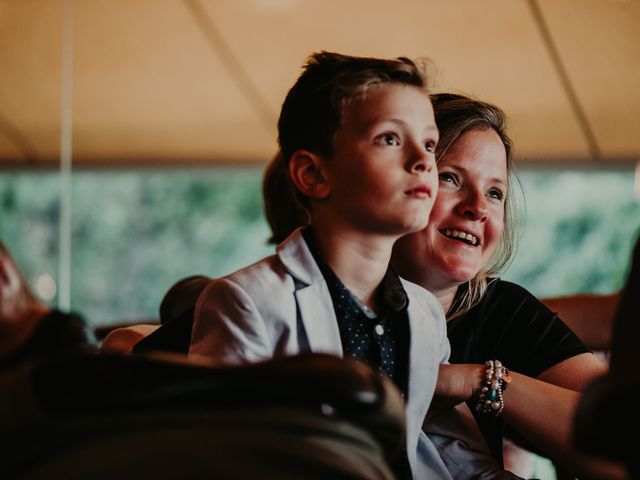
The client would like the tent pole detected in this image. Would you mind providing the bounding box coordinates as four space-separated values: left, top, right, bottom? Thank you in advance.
58 0 74 311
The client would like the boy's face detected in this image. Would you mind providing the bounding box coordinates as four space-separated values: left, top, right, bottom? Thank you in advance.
322 83 439 237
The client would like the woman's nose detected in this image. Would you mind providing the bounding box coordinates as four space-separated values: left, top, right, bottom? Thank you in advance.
458 192 488 222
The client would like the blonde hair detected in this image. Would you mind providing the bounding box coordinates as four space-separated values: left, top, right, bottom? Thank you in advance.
430 93 520 319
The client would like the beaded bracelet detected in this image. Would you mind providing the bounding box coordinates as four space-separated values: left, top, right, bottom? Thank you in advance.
475 360 512 417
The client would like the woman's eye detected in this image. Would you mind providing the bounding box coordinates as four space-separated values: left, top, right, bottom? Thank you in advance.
488 188 504 201
376 133 400 146
438 172 458 185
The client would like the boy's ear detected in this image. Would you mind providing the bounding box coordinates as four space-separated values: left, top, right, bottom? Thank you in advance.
288 150 331 200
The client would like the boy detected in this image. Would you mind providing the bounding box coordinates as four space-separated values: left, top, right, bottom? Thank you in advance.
190 52 515 479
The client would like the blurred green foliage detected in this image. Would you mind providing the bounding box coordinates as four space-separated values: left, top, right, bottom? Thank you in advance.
504 169 639 296
0 168 273 326
0 167 637 326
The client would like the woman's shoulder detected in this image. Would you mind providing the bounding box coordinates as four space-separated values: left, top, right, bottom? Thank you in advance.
484 278 541 304
473 278 555 324
487 277 529 293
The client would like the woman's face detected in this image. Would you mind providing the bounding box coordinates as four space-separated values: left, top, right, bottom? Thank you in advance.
393 127 508 291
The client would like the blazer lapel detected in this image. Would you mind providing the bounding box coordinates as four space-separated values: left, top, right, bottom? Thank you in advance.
295 283 343 355
403 284 438 466
277 229 343 356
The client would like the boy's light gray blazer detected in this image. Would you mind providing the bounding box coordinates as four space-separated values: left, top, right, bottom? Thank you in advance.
190 230 521 480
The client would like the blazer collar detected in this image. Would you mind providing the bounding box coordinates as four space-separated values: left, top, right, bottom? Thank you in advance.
276 228 324 287
402 277 442 464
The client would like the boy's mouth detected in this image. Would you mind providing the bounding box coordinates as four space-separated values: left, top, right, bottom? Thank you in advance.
405 185 432 199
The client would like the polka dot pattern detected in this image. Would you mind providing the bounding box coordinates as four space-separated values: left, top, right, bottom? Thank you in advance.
302 228 410 397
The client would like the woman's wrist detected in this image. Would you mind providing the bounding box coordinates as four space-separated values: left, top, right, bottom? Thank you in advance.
435 364 486 405
475 359 512 416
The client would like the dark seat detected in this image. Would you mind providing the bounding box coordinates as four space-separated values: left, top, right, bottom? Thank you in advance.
573 231 640 478
131 274 210 355
132 308 193 354
0 351 405 480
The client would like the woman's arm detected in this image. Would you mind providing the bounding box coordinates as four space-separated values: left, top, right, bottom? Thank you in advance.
535 352 606 390
435 362 628 480
500 370 626 480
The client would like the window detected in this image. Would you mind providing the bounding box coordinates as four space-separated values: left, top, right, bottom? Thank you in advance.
0 168 272 326
504 169 639 297
1 167 637 327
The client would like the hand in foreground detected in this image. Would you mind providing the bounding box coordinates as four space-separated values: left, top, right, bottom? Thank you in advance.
0 243 48 328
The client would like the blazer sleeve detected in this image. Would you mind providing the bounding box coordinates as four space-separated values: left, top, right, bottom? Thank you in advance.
189 277 274 365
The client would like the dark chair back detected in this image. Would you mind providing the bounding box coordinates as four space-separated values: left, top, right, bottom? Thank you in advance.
0 351 405 479
132 308 194 354
573 230 640 478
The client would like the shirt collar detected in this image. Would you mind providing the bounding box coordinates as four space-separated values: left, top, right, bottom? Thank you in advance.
301 227 408 317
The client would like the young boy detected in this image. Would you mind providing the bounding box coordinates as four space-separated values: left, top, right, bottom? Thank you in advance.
190 52 515 479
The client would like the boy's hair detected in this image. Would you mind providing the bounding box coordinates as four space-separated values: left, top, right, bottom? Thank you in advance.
262 150 309 244
277 51 431 206
429 93 520 320
263 47 432 243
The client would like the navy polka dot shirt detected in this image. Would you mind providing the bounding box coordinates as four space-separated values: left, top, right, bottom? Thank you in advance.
302 227 410 397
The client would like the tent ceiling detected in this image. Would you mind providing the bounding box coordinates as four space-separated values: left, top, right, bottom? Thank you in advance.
0 0 638 169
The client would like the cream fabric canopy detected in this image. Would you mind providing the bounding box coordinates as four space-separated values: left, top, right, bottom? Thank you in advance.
0 0 638 169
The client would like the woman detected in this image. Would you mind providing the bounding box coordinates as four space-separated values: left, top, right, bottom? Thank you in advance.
391 93 625 479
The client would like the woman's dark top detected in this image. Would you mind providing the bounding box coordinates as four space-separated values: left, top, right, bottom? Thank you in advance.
0 310 97 372
447 278 590 465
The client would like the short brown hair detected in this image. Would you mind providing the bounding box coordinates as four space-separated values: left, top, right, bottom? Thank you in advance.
278 51 431 206
262 150 309 244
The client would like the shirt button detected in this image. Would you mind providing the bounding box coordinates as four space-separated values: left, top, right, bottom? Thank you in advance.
374 324 384 336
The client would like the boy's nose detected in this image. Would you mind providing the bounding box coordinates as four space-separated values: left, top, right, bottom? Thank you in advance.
408 146 435 173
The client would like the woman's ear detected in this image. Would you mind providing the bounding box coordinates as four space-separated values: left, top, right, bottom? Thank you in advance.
288 150 331 200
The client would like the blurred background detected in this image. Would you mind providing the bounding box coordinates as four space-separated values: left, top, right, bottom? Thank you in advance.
1 0 638 329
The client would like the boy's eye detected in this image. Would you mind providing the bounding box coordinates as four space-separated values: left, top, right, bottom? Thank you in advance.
425 140 437 153
376 133 400 146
